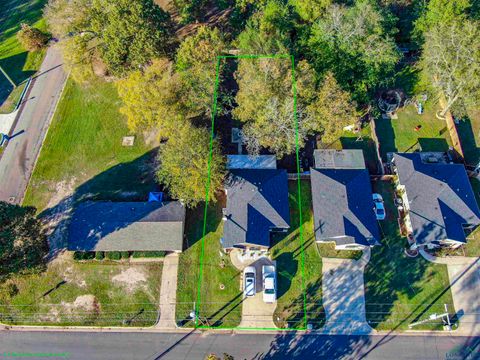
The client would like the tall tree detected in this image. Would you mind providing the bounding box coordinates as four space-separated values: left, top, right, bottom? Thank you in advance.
45 0 174 77
305 72 359 144
289 0 331 22
421 19 480 118
0 202 48 278
233 58 326 157
235 0 294 54
116 59 185 133
415 0 472 36
157 124 225 207
307 1 400 103
176 26 227 118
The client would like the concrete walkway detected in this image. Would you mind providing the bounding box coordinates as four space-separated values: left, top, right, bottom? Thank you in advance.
0 109 18 135
321 249 373 335
156 253 179 329
420 249 480 335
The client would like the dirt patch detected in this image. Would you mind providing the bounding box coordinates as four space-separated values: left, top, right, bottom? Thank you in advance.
42 178 76 255
62 265 87 288
112 267 148 292
40 295 99 322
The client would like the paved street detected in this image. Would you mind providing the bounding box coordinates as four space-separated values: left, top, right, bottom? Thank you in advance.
0 331 478 359
0 45 67 204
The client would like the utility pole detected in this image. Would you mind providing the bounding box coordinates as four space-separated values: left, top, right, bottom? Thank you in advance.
0 64 16 88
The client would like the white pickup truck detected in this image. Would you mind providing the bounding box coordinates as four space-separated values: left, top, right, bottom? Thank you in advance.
262 265 276 303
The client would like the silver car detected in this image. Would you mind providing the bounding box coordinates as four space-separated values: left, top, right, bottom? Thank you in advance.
243 266 256 297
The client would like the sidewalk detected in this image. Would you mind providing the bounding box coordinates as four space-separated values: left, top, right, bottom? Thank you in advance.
156 253 179 329
321 249 373 335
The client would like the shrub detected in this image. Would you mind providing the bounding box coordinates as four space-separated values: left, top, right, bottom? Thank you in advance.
131 251 166 258
17 23 50 51
6 283 19 298
95 251 104 260
73 251 95 261
121 251 130 259
105 251 121 260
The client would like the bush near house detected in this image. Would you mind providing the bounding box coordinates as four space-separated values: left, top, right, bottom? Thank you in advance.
131 251 166 258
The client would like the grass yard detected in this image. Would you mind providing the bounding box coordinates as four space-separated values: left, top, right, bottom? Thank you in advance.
316 243 363 260
375 101 451 161
271 180 324 329
456 107 480 167
23 78 156 212
0 256 162 326
364 180 456 331
0 0 48 113
176 198 242 328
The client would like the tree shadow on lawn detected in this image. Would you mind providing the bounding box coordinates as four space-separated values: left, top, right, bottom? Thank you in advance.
38 148 161 256
365 180 455 331
0 52 36 105
374 117 397 161
456 117 480 167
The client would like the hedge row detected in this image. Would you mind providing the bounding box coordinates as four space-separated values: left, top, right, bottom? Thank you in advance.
73 251 166 261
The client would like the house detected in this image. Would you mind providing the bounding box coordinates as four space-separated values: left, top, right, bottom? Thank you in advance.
221 155 290 250
68 201 186 253
390 152 480 249
310 149 380 250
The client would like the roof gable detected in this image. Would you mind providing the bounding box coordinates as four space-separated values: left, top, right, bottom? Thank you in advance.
222 169 290 248
311 168 380 246
394 153 480 244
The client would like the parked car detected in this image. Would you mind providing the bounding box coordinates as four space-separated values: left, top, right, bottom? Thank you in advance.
262 265 276 303
243 266 256 297
372 193 386 220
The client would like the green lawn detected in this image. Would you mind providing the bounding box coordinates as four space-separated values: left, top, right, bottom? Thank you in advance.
364 180 456 331
375 101 452 161
23 78 156 212
176 198 242 328
456 107 480 167
0 257 162 326
271 180 324 329
316 243 363 260
0 0 48 113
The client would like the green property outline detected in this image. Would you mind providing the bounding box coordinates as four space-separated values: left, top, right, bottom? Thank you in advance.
195 54 307 331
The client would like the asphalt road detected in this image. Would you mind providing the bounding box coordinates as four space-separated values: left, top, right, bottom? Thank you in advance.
0 331 478 360
0 45 67 204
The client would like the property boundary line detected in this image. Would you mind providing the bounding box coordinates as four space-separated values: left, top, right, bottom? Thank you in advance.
195 53 307 331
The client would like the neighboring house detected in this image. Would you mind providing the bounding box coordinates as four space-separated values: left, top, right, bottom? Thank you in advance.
390 152 480 249
310 149 380 250
68 201 186 253
221 155 290 251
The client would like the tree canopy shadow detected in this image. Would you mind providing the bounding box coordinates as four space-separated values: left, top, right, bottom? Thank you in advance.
456 117 480 166
0 52 36 105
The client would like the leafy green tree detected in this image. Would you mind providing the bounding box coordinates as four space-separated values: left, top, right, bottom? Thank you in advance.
157 124 225 207
45 0 174 77
305 72 359 144
421 19 480 118
17 23 50 51
235 1 293 54
233 58 319 157
176 26 227 118
116 58 185 133
307 2 400 103
172 0 209 23
0 202 48 279
415 0 472 35
289 0 331 22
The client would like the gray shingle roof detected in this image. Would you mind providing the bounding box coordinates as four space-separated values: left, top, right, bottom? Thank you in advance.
394 153 480 245
68 201 185 252
222 169 290 248
310 168 380 246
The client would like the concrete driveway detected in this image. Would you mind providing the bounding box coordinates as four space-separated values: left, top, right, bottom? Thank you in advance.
0 45 67 203
321 249 373 335
231 252 277 329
